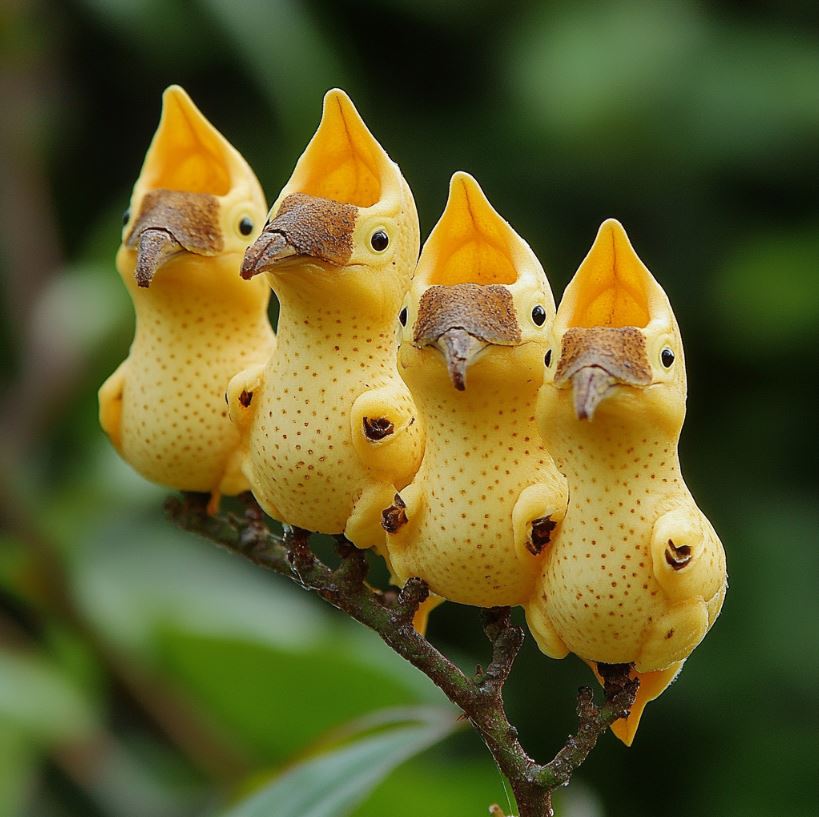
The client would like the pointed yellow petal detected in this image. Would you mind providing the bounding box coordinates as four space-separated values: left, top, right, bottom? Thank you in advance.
139 85 236 196
446 171 514 252
418 171 535 287
567 218 654 329
411 594 446 636
586 660 684 746
610 663 683 746
286 89 396 208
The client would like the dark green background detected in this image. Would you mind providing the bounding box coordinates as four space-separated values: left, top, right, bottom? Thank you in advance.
1 1 817 815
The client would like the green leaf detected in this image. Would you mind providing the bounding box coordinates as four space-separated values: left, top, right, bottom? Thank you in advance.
78 0 216 64
72 515 444 759
354 752 507 817
0 649 96 745
508 2 705 142
710 226 819 354
198 0 349 148
29 265 130 365
71 517 325 656
155 628 444 761
218 708 458 817
0 729 37 817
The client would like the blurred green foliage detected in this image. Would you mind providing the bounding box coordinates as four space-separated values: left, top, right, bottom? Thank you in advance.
1 0 817 815
217 708 460 817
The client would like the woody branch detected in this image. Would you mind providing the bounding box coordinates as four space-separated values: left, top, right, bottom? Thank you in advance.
166 494 638 817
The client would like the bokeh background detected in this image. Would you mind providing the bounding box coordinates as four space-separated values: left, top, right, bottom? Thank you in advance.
1 1 817 815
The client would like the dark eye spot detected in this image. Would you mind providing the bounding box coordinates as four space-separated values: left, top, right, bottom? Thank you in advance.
399 307 407 326
544 349 552 367
532 305 546 326
661 348 675 368
239 217 254 236
122 208 130 226
371 230 389 252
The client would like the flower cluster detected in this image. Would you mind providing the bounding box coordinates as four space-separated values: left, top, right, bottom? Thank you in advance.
100 86 726 745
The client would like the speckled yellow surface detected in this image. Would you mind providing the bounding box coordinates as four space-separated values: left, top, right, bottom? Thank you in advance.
386 173 568 607
525 219 727 744
99 86 274 504
229 90 423 548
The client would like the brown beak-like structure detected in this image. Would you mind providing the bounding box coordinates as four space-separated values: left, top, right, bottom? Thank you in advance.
126 189 223 288
569 367 618 421
413 283 522 391
133 230 183 288
241 192 357 280
433 328 488 391
554 327 653 421
240 232 298 279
